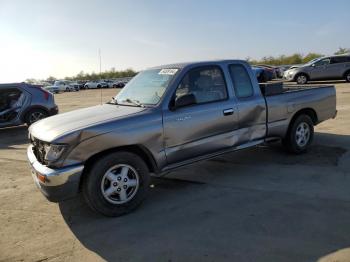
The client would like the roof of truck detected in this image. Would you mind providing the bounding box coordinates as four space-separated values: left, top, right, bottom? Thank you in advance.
150 59 247 69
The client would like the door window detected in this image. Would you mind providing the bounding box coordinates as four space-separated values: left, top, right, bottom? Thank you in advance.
0 88 23 123
175 66 227 104
229 64 254 98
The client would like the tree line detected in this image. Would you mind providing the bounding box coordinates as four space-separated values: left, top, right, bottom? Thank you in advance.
248 47 349 66
27 47 349 83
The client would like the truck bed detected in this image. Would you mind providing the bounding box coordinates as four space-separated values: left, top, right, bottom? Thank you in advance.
261 82 336 138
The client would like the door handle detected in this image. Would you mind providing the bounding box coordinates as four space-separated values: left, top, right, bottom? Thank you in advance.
223 108 234 116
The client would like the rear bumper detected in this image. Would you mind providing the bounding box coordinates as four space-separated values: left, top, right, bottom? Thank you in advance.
49 105 59 116
27 145 84 202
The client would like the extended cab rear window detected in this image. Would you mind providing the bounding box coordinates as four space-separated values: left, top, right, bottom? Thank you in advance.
229 64 254 98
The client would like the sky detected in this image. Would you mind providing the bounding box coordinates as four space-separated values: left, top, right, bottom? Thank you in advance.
0 0 349 83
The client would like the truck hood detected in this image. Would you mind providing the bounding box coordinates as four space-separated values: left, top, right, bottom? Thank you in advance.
29 104 146 142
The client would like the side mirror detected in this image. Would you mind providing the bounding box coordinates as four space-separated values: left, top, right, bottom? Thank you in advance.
175 93 196 108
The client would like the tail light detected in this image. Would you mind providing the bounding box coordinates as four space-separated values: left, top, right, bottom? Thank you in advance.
42 89 50 100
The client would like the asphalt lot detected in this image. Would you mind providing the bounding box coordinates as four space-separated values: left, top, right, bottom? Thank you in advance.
0 82 350 262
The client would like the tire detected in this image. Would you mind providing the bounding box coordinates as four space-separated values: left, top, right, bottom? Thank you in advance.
295 74 308 85
66 87 70 92
97 85 101 89
25 108 48 126
345 71 350 82
282 114 314 154
82 151 151 217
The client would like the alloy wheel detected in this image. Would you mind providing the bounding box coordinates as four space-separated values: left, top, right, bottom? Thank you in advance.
100 164 140 204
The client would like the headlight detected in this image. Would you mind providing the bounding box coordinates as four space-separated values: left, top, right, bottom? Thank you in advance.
44 144 67 162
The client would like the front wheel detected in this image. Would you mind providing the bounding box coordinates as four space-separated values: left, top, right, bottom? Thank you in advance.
282 114 314 154
295 74 308 85
345 71 350 82
82 151 150 217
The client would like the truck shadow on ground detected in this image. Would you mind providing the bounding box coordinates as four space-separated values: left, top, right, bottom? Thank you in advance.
0 125 28 149
59 132 350 262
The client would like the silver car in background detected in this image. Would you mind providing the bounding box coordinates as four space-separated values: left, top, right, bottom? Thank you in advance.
284 55 350 84
0 83 58 128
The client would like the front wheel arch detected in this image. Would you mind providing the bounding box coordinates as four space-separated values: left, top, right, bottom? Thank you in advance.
80 145 158 189
343 70 350 82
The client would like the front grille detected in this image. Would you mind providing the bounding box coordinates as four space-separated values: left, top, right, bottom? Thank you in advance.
31 137 48 165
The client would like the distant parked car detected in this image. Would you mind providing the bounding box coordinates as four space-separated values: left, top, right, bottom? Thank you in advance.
112 81 126 88
251 66 274 82
0 83 58 128
84 80 107 89
277 65 293 78
44 85 60 94
284 55 350 84
251 67 266 82
70 82 80 91
256 65 278 79
46 80 76 93
77 81 87 89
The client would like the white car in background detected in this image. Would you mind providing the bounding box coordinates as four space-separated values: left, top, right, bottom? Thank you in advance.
46 80 76 93
84 80 104 89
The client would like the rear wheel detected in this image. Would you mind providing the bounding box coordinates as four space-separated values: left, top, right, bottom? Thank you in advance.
282 114 314 154
82 151 150 217
295 74 308 85
25 109 48 126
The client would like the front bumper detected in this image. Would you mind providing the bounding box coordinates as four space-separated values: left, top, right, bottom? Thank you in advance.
27 145 84 202
283 72 295 81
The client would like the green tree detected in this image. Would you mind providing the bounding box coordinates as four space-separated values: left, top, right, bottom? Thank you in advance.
46 76 56 82
334 47 350 55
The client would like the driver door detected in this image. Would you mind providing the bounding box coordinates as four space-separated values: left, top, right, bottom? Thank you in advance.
163 66 238 164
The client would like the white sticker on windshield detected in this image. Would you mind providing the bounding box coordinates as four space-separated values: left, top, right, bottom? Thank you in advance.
159 69 178 75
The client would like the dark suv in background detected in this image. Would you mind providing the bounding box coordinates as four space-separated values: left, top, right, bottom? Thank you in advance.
284 54 350 84
0 83 58 128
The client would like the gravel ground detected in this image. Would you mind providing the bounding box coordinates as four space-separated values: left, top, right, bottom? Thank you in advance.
0 82 350 262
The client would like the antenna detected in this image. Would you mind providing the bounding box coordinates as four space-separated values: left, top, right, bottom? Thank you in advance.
99 48 102 105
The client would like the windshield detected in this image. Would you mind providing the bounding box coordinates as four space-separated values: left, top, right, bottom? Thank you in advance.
115 68 178 106
305 57 322 66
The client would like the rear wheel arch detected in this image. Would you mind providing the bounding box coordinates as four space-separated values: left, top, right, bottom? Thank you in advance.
21 105 50 122
288 108 318 128
284 108 318 139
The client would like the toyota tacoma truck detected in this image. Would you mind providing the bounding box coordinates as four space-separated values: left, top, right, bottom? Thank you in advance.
27 60 337 216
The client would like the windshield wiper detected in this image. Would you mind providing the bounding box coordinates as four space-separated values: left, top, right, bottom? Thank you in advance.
120 98 144 107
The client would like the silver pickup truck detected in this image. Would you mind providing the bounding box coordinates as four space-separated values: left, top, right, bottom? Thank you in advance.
27 60 337 216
